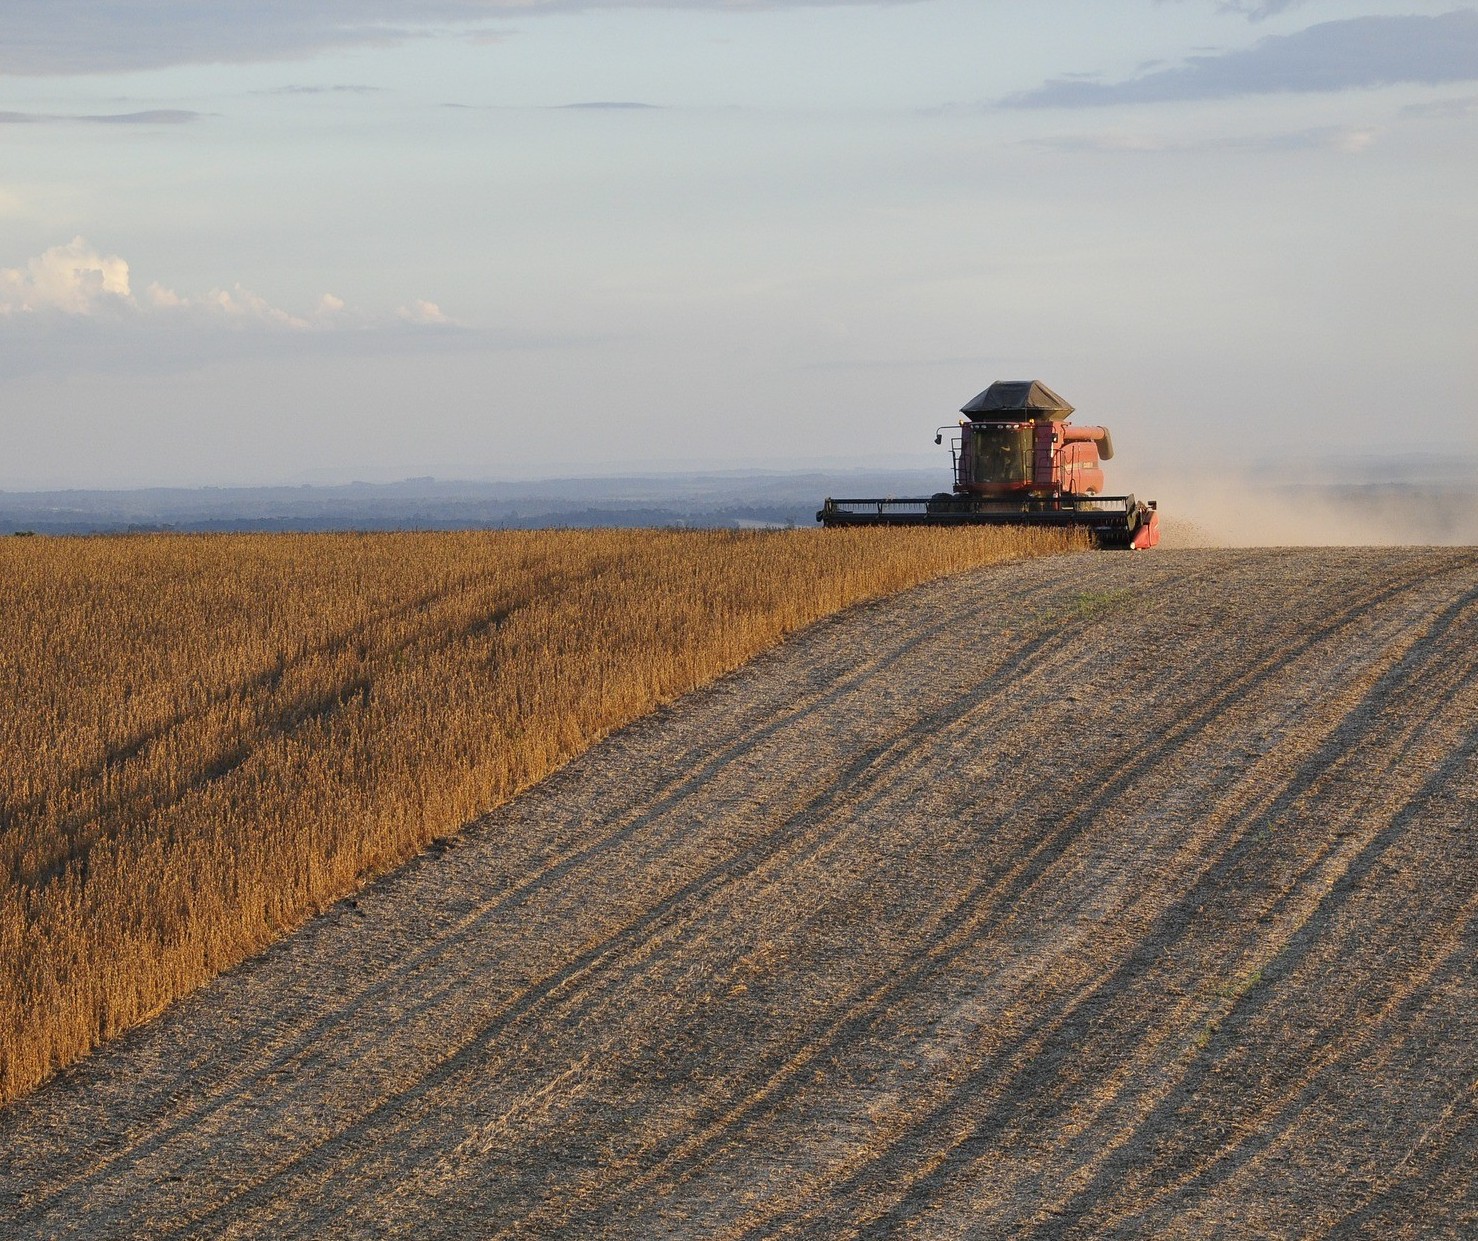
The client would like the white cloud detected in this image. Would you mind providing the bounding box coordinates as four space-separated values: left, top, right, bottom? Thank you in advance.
0 237 133 316
203 284 313 329
1026 123 1384 154
145 281 183 309
398 298 454 325
1 237 452 333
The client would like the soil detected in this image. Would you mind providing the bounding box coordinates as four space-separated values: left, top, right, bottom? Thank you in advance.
3 548 1475 1240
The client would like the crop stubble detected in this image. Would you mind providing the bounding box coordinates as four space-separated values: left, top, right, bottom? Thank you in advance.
2 547 1475 1238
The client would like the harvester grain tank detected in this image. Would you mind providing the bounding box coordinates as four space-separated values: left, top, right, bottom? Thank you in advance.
817 380 1160 549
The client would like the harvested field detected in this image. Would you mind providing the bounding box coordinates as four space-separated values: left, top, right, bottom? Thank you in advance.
4 547 1476 1238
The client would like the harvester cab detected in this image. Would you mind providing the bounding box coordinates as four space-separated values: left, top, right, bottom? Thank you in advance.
818 380 1160 550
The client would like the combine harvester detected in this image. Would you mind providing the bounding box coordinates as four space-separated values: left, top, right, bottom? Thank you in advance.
818 380 1160 549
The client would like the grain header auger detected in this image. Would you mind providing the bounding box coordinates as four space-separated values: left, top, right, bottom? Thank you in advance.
817 380 1161 550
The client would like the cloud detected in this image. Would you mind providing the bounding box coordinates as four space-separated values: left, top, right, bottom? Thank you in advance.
1007 11 1478 107
0 240 480 380
202 285 317 330
0 109 200 124
552 100 663 109
1027 123 1381 154
2 1 929 76
397 299 455 326
1 237 454 333
1 237 133 316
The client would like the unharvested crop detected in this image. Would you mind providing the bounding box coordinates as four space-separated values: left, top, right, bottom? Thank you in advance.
0 525 1076 1104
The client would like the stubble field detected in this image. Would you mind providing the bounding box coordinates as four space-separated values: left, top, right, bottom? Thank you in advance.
2 545 1474 1237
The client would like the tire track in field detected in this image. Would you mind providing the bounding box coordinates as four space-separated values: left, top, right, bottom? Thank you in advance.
762 567 1478 1235
961 728 1477 1241
1034 582 1478 1223
1324 1074 1478 1239
704 556 1472 1229
3 549 1476 1240
733 563 1478 1240
676 558 1478 1235
1045 619 1478 1237
586 557 1473 1237
990 584 1478 1237
1112 740 1478 1239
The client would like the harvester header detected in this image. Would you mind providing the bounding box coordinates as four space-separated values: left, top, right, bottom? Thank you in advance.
818 380 1160 550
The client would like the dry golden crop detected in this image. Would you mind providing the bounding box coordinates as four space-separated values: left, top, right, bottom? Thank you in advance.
0 525 1078 1104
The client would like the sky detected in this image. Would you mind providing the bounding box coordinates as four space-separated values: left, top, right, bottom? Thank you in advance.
1 0 1475 488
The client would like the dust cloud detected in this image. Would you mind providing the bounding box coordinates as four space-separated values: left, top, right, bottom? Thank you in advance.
1140 473 1478 548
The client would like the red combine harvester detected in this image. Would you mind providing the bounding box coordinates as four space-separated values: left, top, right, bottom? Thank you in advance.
817 380 1160 550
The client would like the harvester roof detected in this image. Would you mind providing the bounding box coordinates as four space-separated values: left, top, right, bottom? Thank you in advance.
960 380 1074 422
